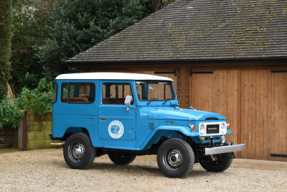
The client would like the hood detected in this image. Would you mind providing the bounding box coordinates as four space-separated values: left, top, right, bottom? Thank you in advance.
147 108 225 121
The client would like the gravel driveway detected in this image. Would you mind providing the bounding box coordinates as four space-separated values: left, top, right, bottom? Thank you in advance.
0 148 287 191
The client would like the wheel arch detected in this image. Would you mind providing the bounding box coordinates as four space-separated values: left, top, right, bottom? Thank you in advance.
62 127 91 141
142 125 198 150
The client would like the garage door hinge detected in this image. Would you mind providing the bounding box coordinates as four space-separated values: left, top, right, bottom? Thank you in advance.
189 69 213 76
154 69 177 76
271 70 287 73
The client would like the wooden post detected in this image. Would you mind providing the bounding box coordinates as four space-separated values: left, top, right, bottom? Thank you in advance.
13 128 18 148
180 67 187 108
22 112 27 151
18 111 27 151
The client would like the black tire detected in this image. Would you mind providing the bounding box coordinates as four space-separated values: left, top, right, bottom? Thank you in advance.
108 152 136 165
157 138 195 178
63 133 95 169
200 153 233 172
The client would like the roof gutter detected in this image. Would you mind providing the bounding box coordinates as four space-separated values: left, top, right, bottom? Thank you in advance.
64 57 287 67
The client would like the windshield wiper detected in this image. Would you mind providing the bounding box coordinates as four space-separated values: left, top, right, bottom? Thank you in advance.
162 100 170 105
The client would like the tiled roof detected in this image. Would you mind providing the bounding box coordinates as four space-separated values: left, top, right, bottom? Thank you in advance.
66 0 287 64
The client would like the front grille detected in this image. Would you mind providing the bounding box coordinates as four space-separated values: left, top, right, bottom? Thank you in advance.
206 124 219 134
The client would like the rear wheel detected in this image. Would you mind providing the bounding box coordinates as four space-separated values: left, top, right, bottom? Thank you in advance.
157 138 195 178
63 133 95 169
200 153 233 172
108 152 136 165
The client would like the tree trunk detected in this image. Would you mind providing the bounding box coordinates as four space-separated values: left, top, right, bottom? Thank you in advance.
0 0 12 101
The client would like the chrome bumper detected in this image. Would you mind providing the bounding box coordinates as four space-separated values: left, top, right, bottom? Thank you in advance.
205 144 245 155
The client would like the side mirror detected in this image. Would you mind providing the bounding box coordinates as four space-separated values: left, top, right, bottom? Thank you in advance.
124 95 133 111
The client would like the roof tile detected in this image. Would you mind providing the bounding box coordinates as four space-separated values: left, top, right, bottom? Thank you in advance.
66 0 287 63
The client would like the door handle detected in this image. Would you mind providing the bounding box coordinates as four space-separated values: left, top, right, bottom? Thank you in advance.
100 117 107 120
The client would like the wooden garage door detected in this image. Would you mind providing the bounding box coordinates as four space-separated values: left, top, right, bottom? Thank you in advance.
269 72 287 161
190 70 241 157
240 70 270 159
191 70 287 161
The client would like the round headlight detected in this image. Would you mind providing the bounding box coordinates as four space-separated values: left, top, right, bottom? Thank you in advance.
199 124 205 135
221 123 227 133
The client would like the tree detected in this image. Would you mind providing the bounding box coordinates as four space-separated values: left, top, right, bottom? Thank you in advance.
142 0 175 13
10 0 55 94
0 0 12 101
36 0 150 80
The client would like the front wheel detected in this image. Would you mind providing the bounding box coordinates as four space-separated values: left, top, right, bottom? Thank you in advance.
157 138 195 178
108 152 136 165
63 133 95 169
200 153 233 172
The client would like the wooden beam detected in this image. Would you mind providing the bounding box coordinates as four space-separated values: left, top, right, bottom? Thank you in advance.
180 67 187 108
22 112 27 151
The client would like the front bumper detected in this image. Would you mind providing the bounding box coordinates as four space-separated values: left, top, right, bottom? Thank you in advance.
205 144 245 155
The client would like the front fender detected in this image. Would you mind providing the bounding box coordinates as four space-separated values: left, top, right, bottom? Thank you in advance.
141 125 199 150
156 125 199 137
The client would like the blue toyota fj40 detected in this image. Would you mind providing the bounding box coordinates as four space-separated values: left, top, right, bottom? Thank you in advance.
50 72 245 178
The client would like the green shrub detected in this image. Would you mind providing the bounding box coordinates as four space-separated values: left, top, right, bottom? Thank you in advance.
0 99 24 128
15 78 53 116
0 78 53 128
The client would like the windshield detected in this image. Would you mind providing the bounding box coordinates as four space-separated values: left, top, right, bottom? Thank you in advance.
136 81 175 101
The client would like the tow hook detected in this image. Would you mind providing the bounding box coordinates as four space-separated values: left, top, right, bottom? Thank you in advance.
209 136 214 147
210 155 217 161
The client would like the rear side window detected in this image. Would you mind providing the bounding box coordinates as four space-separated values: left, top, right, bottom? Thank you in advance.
61 83 95 104
69 83 95 103
52 82 58 103
61 83 68 103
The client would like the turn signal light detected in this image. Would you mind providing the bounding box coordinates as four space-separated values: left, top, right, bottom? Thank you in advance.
202 137 205 142
228 124 231 130
192 125 196 131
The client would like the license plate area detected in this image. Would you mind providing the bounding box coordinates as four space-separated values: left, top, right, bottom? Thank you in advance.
206 124 219 134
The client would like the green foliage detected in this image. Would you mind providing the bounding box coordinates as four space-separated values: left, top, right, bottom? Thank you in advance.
10 0 55 94
0 99 24 128
0 0 12 101
16 78 53 116
0 78 53 129
141 0 175 14
37 0 149 80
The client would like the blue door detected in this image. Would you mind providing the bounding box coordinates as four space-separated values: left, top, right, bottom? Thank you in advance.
97 81 136 142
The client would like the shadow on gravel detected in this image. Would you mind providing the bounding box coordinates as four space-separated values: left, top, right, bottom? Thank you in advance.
52 160 232 178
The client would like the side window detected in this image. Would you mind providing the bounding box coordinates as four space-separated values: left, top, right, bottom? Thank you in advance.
52 82 58 103
68 83 95 103
102 83 133 105
61 83 68 103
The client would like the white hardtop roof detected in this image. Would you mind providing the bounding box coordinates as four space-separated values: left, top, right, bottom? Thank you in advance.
55 72 173 81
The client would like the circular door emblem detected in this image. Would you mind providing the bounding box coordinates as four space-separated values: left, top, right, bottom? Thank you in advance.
108 120 124 139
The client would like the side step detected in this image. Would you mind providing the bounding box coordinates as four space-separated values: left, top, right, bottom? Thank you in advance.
51 142 65 146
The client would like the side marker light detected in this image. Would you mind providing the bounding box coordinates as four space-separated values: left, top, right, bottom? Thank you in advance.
192 125 196 132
